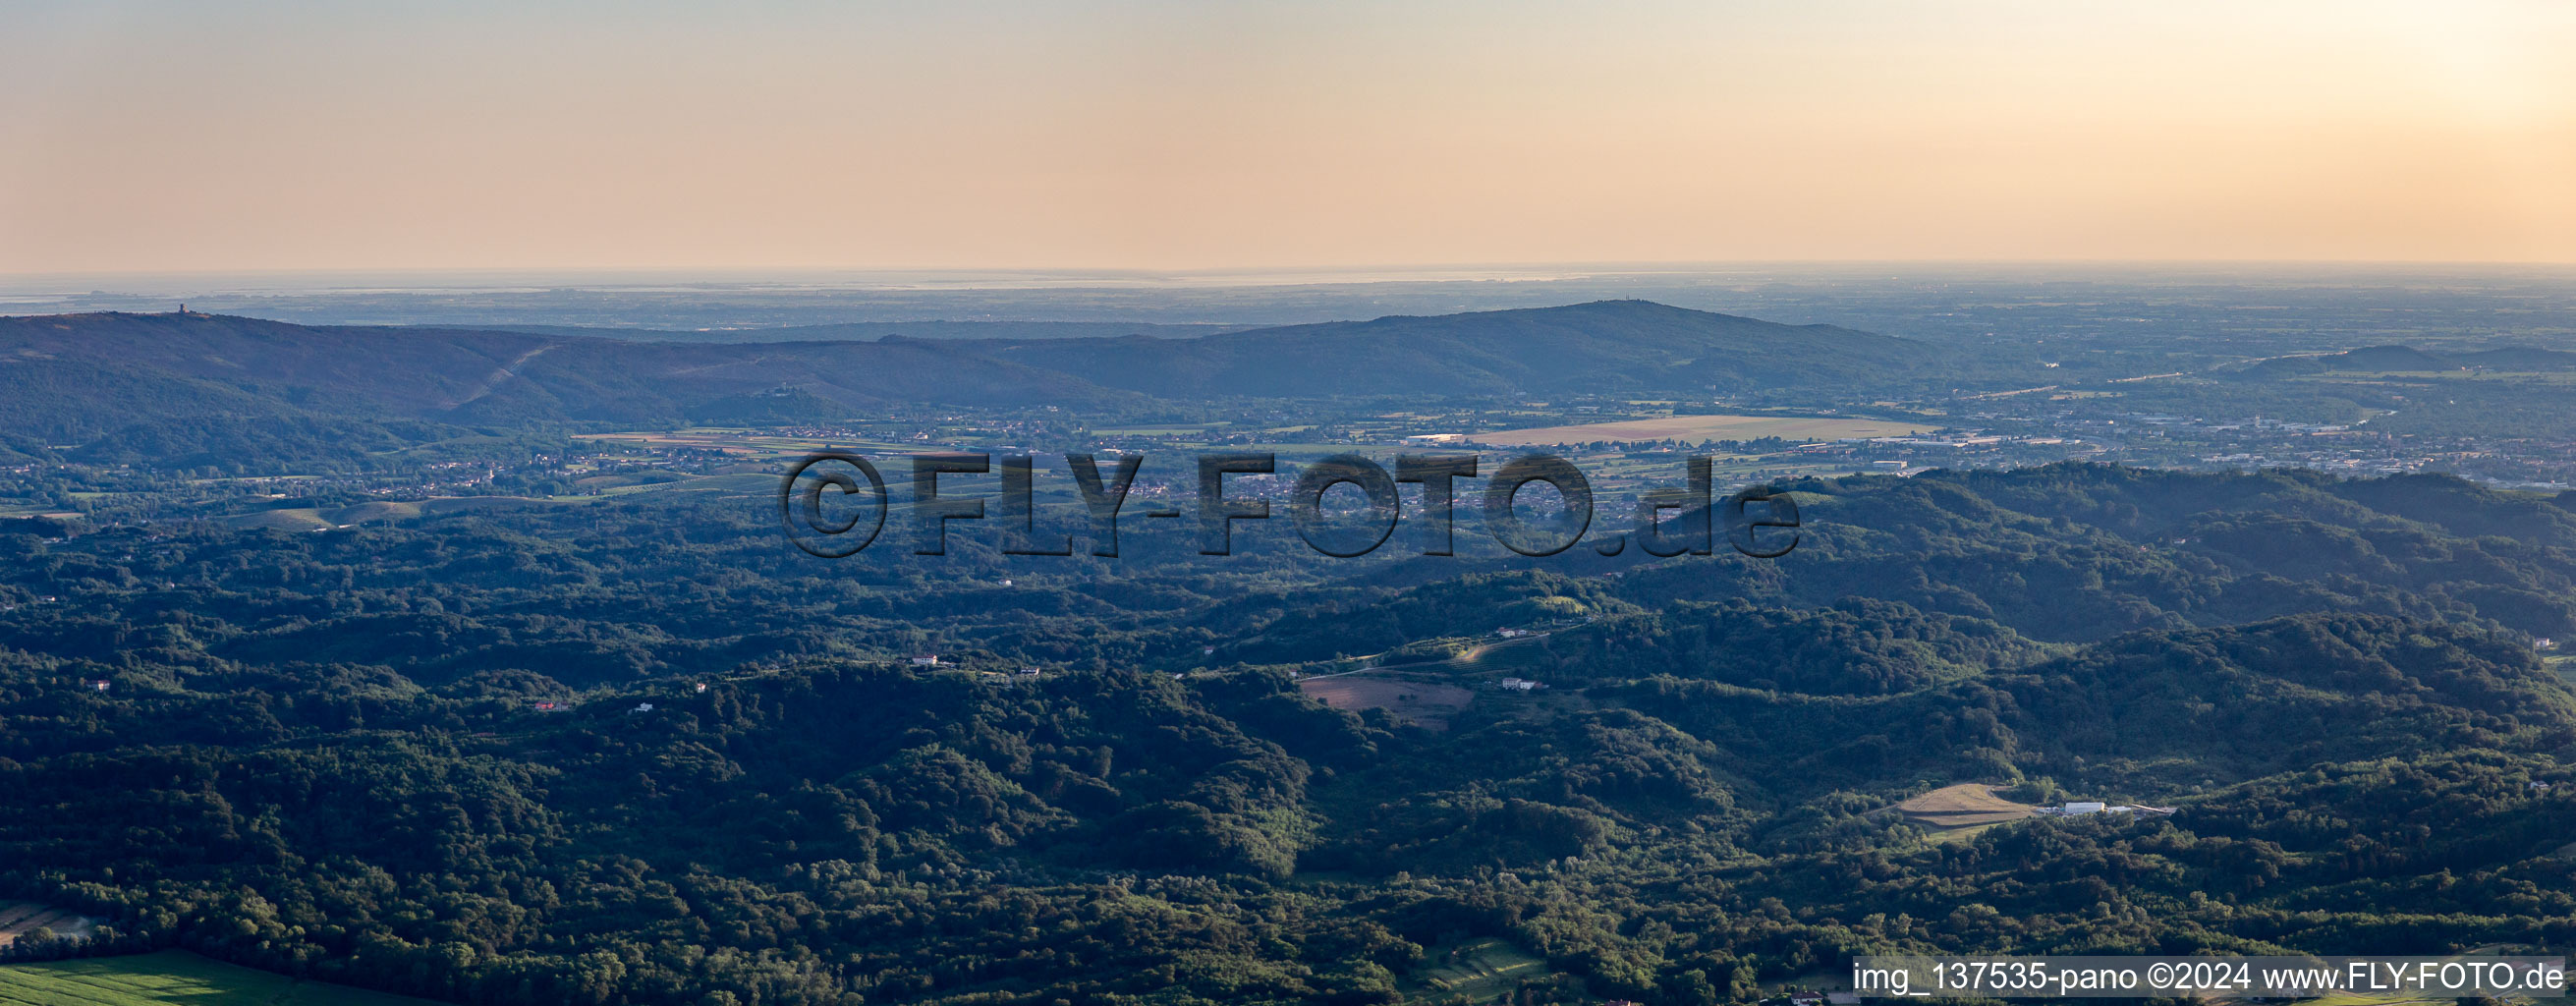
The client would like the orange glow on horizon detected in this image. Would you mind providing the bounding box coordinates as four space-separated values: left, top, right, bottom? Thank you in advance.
2 1 2572 273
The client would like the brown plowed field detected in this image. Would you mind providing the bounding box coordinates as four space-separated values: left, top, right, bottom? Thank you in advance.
1299 676 1476 731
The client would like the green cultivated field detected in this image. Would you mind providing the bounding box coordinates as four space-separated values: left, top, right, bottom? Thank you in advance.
1411 938 1546 1002
0 952 438 1006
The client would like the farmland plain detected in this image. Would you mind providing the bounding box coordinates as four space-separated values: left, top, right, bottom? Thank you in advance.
1474 414 1933 445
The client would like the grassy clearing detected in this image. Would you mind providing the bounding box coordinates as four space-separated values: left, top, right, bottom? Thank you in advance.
0 950 439 1006
1411 938 1548 1002
213 508 333 532
1924 819 2015 846
214 498 547 532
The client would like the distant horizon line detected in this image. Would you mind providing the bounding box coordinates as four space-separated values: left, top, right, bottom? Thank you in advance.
6 258 2574 289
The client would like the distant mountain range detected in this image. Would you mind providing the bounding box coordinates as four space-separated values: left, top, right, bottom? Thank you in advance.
0 301 1951 457
982 300 1939 399
479 320 1251 343
2230 343 2576 379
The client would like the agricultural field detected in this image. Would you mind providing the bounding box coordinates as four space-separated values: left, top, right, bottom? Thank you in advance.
1296 675 1476 731
1408 938 1547 1002
1473 413 1933 446
0 951 437 1006
0 905 96 948
1879 783 2037 833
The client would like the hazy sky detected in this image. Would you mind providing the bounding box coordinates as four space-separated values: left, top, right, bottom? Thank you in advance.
4 1 2572 272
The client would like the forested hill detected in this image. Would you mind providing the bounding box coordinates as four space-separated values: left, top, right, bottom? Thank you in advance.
2230 343 2576 379
980 300 1942 398
0 303 1944 451
0 311 1131 447
2 464 2573 1004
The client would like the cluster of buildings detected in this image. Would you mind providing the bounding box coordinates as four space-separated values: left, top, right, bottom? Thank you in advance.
1743 990 1862 1006
905 653 1060 685
2037 801 2175 817
1940 408 2576 489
